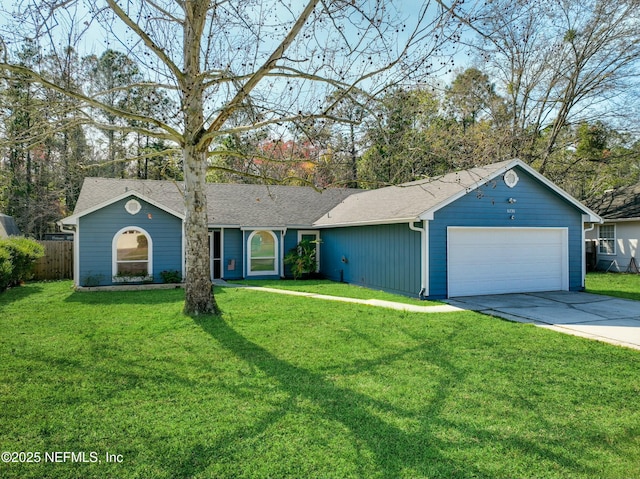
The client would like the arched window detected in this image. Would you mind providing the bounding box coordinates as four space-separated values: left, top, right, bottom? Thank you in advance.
248 230 278 275
112 227 153 278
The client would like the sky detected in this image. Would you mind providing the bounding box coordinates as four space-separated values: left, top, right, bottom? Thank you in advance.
0 0 474 82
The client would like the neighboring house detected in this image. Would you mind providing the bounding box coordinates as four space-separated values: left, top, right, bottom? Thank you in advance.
586 183 640 272
0 213 21 238
59 159 601 299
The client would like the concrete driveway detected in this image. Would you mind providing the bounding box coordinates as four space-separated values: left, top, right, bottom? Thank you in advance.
447 291 640 350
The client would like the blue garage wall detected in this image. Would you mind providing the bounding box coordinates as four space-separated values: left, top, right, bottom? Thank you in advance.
320 223 422 297
78 197 183 286
428 165 584 298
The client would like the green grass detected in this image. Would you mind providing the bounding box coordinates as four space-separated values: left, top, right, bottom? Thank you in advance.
1 281 639 479
230 278 441 305
586 272 640 301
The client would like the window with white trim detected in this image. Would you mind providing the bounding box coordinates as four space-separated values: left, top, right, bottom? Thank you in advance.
248 230 278 275
113 227 153 277
598 224 616 255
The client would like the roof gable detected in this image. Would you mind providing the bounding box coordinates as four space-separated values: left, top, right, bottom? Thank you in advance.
314 159 600 227
61 183 185 226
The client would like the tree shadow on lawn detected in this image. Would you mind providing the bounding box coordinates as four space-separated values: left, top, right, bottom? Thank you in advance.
0 282 45 306
64 287 185 306
184 315 594 479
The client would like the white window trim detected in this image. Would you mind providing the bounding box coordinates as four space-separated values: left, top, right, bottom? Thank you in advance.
112 226 153 281
247 230 279 276
297 230 320 273
598 224 616 256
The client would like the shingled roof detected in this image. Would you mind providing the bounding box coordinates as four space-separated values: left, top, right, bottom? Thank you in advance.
587 183 640 220
314 159 600 227
62 159 600 230
67 178 357 228
0 213 20 238
314 161 513 227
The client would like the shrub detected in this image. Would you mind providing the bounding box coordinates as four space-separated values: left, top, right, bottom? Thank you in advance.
0 237 45 291
81 273 105 287
0 247 12 291
160 269 182 283
284 239 319 280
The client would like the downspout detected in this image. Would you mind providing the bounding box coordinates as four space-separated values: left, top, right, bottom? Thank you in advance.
57 222 75 235
408 220 429 300
57 221 78 287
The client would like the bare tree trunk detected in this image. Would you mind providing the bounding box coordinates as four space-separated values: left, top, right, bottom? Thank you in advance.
183 143 218 315
181 0 218 315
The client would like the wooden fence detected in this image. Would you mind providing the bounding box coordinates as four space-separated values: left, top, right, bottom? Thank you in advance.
33 241 73 280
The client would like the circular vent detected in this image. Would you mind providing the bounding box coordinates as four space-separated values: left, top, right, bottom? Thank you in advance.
504 169 519 188
125 199 142 215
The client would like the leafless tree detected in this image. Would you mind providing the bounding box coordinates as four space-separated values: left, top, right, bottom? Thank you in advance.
442 0 640 173
1 0 466 314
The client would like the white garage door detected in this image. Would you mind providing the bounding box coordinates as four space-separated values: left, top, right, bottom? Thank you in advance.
447 227 569 297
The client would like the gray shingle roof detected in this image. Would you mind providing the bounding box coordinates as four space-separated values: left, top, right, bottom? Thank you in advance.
314 160 515 226
70 178 357 228
0 213 21 238
65 159 599 229
588 183 640 220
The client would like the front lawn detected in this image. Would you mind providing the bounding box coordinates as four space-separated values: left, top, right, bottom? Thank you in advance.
1 281 639 479
230 278 441 305
586 272 640 301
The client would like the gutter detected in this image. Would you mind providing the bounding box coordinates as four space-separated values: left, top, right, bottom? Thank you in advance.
314 217 418 229
57 221 75 234
57 221 79 287
408 220 429 300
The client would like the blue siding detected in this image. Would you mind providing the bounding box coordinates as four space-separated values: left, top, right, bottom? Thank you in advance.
78 197 182 286
320 223 422 297
428 166 584 298
222 228 244 280
284 230 300 253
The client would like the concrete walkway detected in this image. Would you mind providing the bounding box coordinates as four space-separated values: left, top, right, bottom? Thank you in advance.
216 281 463 313
447 291 640 350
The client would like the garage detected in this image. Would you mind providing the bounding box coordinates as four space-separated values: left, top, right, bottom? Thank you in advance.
447 227 569 297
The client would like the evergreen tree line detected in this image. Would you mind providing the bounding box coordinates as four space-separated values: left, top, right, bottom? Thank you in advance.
0 45 181 239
